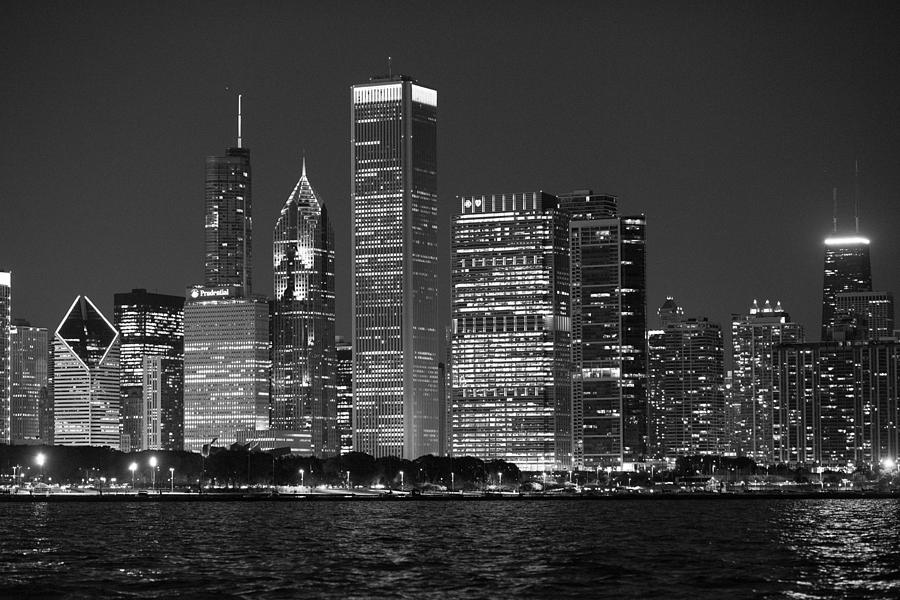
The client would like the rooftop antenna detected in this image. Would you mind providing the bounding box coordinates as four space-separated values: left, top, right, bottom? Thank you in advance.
388 56 392 77
832 187 838 233
854 159 860 233
301 151 306 178
237 93 243 148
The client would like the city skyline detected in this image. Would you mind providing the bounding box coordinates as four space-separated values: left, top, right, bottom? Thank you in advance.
3 3 899 355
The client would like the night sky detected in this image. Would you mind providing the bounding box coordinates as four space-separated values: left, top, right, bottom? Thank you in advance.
2 1 899 355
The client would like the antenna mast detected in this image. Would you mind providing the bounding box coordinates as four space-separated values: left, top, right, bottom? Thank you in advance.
388 56 392 77
237 94 243 148
854 159 860 233
832 187 838 233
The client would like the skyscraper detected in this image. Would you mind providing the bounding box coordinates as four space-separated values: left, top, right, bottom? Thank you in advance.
821 235 871 340
731 300 804 463
335 337 353 455
184 100 270 453
53 296 120 448
351 74 440 459
205 98 252 294
271 160 337 456
835 291 894 341
114 289 184 451
142 355 183 451
451 192 571 471
183 287 270 452
561 191 648 469
648 298 725 458
0 271 9 444
9 319 51 444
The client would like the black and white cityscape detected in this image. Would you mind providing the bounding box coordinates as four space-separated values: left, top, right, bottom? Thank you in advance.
2 2 900 598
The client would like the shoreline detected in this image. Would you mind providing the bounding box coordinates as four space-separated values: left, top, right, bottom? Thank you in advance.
1 490 897 502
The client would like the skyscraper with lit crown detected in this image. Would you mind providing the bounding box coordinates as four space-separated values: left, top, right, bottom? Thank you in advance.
351 74 440 459
271 159 337 456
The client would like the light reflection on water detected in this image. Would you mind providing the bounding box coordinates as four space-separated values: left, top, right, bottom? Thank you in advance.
0 499 897 599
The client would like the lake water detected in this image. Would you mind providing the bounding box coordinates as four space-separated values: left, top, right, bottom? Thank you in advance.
1 498 898 598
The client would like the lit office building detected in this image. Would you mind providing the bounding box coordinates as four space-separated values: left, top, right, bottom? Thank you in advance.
335 337 353 454
0 271 9 444
9 319 51 444
114 289 184 451
821 235 871 340
835 291 894 341
648 298 725 458
142 355 183 451
183 286 270 452
271 160 337 456
561 190 648 469
451 192 571 471
731 300 804 463
351 74 440 459
53 296 120 448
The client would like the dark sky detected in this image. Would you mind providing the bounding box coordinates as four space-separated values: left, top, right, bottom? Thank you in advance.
2 1 899 352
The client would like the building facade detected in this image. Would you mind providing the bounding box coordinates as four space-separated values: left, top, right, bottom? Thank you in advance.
335 337 353 454
53 296 120 448
451 192 571 471
205 146 252 293
821 235 871 340
351 75 440 459
731 300 804 463
142 355 183 451
648 299 725 458
562 191 648 469
9 319 51 444
835 291 894 341
114 289 184 451
271 160 337 456
0 271 9 445
183 286 270 452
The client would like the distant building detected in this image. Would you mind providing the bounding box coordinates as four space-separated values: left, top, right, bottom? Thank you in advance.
451 192 571 471
236 428 312 454
114 289 184 451
271 160 337 456
0 271 9 444
731 300 804 463
335 337 352 455
648 298 725 458
835 291 894 341
53 296 120 448
821 235 871 340
183 286 270 452
205 145 252 294
351 74 440 459
561 190 648 469
9 319 51 444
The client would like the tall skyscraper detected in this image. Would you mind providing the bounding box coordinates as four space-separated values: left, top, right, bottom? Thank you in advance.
183 287 270 452
184 100 270 453
351 74 440 459
9 319 51 444
821 235 871 340
335 337 353 455
205 97 252 293
561 191 648 469
142 355 183 451
114 289 184 451
0 271 9 444
648 298 725 458
53 296 120 448
271 160 337 457
451 192 571 471
731 300 804 463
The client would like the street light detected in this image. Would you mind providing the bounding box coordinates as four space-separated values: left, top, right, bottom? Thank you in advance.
450 471 455 492
399 470 404 490
149 456 158 491
169 467 175 493
883 457 897 471
299 468 305 489
129 462 138 489
35 453 46 482
498 472 503 490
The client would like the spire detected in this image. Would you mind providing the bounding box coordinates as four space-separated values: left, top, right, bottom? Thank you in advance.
832 187 838 233
237 93 243 148
854 159 860 233
301 154 307 179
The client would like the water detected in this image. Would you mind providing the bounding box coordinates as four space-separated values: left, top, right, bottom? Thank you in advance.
1 498 898 598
